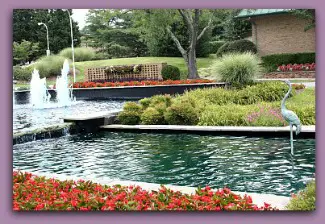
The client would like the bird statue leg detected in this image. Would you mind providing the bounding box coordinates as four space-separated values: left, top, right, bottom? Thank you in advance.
290 123 294 155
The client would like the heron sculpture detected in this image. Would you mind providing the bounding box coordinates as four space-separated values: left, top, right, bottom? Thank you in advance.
281 80 301 155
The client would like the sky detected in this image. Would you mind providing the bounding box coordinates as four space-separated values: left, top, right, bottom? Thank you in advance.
72 9 89 30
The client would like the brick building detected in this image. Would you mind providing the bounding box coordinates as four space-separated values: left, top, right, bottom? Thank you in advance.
236 9 316 56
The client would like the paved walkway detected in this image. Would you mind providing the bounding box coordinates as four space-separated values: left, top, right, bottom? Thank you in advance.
14 169 291 210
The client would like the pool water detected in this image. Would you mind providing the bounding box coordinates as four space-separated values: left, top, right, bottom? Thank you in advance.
13 132 315 196
13 100 125 133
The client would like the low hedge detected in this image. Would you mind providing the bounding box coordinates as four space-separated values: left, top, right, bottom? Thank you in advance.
118 82 314 126
261 52 316 72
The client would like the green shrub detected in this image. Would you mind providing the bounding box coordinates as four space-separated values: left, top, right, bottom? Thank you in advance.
117 110 141 125
164 99 199 125
186 87 235 106
149 95 173 107
141 107 166 125
59 47 96 62
117 102 143 125
13 66 33 81
286 180 316 211
216 39 257 57
212 52 260 85
35 55 67 78
261 52 315 72
93 52 110 60
234 81 296 104
161 65 181 80
209 41 226 54
122 102 143 112
199 104 253 126
139 98 152 110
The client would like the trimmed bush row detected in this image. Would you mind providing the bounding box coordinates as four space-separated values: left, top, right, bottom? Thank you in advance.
71 79 214 88
13 171 277 211
261 52 316 72
118 81 315 126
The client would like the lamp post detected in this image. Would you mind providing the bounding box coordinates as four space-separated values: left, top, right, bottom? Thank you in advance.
38 22 50 56
63 9 76 83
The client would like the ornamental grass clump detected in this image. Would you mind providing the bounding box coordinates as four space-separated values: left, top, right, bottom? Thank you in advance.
13 171 278 211
212 52 260 86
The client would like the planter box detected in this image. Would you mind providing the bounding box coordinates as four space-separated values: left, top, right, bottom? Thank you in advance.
263 71 315 79
14 82 227 103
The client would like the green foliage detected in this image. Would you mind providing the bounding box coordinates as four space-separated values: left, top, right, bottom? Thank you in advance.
199 104 252 126
35 55 67 78
117 111 141 125
13 9 81 61
141 106 166 125
221 10 252 41
59 47 96 62
117 102 143 125
161 65 181 80
261 52 316 72
164 99 199 125
13 40 39 65
209 41 226 54
13 66 33 81
286 180 316 211
234 81 296 104
216 39 257 57
139 98 152 110
211 52 259 85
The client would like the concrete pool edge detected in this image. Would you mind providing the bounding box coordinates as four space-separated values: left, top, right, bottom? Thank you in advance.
100 124 316 138
13 169 291 210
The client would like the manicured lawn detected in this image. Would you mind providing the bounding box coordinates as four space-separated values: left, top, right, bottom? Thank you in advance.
14 57 215 88
75 57 214 81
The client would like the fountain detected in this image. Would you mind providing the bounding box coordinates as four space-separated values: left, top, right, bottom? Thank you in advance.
28 59 75 109
55 59 75 107
29 69 51 109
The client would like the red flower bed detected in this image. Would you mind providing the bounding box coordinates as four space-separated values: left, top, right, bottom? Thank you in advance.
71 79 214 89
277 63 316 72
13 171 277 211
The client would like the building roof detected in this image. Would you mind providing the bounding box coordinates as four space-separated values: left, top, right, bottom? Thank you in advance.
236 9 293 19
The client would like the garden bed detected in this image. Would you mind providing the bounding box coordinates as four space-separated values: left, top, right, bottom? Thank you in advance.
263 71 315 79
13 171 277 211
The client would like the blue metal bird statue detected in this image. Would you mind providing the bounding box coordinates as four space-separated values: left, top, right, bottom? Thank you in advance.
281 80 301 155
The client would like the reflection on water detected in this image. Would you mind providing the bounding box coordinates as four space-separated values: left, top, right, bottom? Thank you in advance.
13 132 315 196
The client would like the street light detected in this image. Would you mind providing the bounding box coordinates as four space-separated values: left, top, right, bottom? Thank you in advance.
62 9 76 83
38 22 50 56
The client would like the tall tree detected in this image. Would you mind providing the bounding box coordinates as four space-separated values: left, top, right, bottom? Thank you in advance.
290 9 315 31
13 9 81 62
84 9 147 57
134 9 214 79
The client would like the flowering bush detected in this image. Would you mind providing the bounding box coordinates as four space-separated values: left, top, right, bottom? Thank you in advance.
277 63 316 72
71 79 214 89
13 171 277 211
246 104 287 126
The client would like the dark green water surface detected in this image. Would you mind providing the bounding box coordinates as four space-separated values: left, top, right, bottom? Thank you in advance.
13 132 315 196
